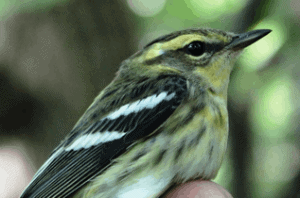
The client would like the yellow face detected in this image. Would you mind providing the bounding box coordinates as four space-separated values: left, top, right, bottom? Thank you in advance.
128 29 239 98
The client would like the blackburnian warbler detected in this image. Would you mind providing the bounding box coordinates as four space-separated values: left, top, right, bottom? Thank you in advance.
21 28 271 198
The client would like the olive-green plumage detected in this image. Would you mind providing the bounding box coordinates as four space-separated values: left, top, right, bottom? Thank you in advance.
21 28 271 198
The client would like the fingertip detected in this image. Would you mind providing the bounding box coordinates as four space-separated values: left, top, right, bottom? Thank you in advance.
164 180 233 198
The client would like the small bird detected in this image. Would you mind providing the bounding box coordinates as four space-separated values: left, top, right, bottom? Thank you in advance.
21 28 271 198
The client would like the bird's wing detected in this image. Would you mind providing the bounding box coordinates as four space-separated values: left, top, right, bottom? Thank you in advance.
21 75 188 198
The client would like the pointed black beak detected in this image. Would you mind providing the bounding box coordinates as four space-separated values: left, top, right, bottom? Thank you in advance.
226 29 272 50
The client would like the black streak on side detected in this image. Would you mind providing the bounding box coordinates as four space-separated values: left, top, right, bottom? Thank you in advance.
131 149 147 162
174 139 185 162
209 142 214 159
189 125 206 148
215 105 223 126
154 150 167 166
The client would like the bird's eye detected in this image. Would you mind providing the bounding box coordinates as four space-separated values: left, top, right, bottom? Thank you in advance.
185 41 205 56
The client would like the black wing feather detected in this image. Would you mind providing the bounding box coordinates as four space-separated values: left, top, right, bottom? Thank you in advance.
21 75 188 198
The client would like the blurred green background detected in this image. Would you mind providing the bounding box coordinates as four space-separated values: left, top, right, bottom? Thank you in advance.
0 0 299 197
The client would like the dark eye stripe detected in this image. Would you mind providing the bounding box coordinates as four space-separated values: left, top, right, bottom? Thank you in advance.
205 43 224 53
179 42 224 55
143 42 225 66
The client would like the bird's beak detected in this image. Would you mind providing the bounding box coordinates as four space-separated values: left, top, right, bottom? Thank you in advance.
226 29 271 50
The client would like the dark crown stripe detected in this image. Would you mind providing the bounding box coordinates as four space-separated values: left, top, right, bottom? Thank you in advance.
144 28 215 48
144 33 181 48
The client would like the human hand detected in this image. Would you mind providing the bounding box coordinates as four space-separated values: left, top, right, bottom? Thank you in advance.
164 180 233 198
